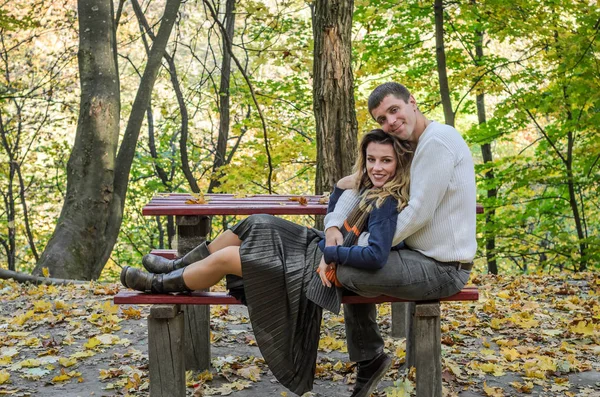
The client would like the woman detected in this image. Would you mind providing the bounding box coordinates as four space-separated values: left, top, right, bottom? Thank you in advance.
120 129 412 395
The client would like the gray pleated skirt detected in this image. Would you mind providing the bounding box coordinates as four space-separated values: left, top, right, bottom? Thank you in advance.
229 214 323 396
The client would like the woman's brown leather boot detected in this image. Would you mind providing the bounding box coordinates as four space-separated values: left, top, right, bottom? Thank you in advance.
120 266 191 293
142 241 210 273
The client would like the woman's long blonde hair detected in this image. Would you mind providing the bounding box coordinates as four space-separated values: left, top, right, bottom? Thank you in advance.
354 129 413 211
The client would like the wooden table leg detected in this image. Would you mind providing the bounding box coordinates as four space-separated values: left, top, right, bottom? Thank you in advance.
414 302 442 397
177 215 212 371
148 304 185 397
391 302 410 338
404 302 416 368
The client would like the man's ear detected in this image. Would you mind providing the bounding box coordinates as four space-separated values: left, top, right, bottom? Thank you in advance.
409 95 417 107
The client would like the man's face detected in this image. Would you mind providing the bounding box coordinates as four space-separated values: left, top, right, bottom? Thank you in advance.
371 94 418 143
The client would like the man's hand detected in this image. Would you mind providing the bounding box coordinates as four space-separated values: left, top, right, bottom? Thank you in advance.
325 227 343 246
317 257 336 287
336 172 357 190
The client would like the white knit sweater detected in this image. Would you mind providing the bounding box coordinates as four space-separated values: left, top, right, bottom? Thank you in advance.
325 121 477 262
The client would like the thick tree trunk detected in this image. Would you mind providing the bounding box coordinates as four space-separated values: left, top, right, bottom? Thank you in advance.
33 0 121 280
34 0 181 280
434 0 455 127
312 0 358 196
209 0 236 193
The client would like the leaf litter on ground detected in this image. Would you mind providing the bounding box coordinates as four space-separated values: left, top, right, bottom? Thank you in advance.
0 272 598 396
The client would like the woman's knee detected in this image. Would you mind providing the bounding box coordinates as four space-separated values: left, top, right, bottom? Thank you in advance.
218 246 242 275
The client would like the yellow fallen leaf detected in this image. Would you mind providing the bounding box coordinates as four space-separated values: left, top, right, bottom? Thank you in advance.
483 381 504 396
318 335 346 352
0 370 10 385
197 370 213 382
84 337 101 349
478 362 505 376
52 373 71 382
11 311 34 326
19 359 41 368
490 318 505 330
100 301 119 315
121 307 141 319
59 357 77 368
70 351 95 359
42 267 50 277
483 299 497 313
570 321 595 336
501 348 520 362
510 381 534 393
237 365 261 382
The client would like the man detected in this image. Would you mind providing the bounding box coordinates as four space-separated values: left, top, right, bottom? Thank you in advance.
323 82 477 397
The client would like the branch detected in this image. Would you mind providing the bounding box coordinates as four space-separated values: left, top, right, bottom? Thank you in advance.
203 0 274 193
0 268 87 285
131 0 199 193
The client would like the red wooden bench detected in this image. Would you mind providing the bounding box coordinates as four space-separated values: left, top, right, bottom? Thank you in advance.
114 288 478 397
115 193 482 397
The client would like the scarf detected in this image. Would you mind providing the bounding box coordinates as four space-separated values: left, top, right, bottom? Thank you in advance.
324 194 378 286
306 191 379 314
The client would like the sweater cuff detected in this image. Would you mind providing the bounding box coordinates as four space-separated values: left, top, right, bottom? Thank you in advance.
323 246 339 264
324 212 345 230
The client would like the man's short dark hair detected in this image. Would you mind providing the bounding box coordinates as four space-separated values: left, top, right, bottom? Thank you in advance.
368 82 411 115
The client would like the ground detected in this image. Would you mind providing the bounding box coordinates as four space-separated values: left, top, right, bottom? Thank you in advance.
0 273 599 396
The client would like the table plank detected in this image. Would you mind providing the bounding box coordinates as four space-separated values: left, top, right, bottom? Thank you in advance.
142 193 484 216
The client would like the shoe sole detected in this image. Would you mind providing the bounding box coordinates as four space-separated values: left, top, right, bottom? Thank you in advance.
353 355 392 397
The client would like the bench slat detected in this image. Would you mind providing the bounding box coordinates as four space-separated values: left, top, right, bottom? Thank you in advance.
114 287 478 306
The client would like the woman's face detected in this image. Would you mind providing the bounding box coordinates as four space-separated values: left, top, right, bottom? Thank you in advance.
366 141 397 188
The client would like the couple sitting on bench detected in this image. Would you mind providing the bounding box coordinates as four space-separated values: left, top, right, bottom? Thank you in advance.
120 82 477 397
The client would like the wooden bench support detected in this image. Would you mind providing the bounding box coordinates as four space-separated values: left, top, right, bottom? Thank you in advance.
183 305 211 370
414 302 442 397
148 305 186 397
404 302 417 368
391 302 410 338
177 215 212 371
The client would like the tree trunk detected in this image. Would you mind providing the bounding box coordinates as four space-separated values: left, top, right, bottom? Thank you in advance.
473 2 498 274
312 0 358 196
208 0 236 193
434 0 455 127
34 0 182 280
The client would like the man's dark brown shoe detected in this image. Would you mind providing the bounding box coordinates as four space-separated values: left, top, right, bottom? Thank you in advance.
350 352 392 397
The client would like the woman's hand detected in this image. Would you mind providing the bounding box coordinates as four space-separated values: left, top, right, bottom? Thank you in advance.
317 257 336 288
325 227 343 246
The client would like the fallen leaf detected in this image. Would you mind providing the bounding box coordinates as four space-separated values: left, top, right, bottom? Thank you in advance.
0 370 9 385
288 196 308 206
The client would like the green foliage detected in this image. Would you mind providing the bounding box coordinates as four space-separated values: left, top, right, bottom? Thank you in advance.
1 0 598 277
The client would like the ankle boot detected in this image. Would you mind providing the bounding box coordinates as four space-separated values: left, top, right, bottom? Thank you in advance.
120 266 192 293
142 241 210 274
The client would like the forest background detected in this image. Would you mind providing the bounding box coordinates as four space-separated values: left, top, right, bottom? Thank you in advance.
1 0 599 282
